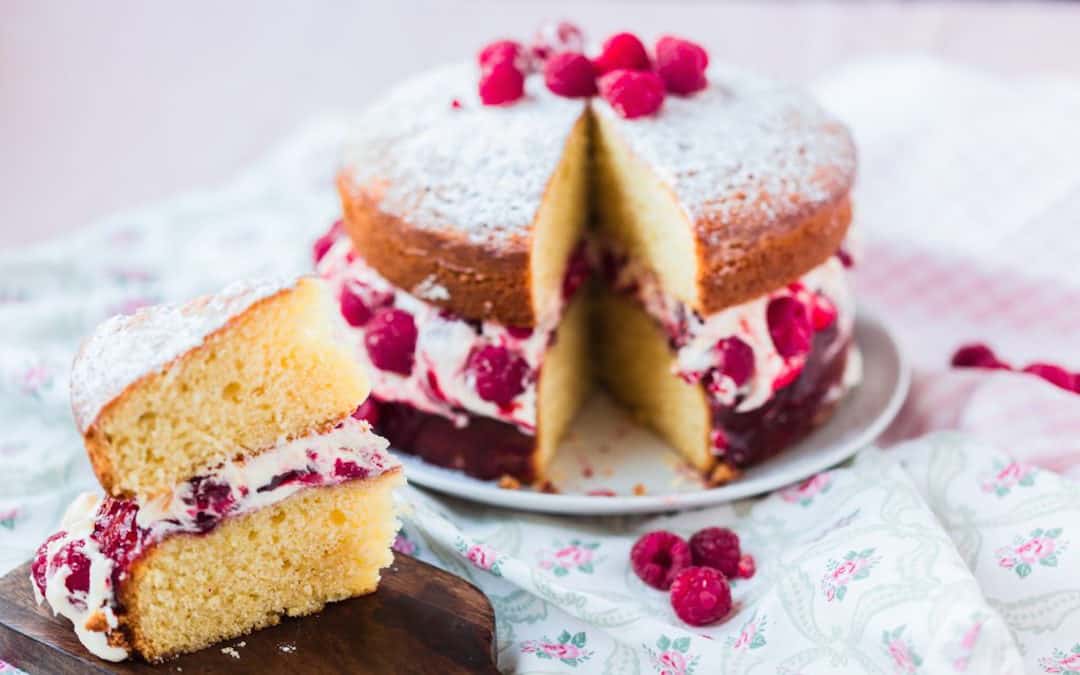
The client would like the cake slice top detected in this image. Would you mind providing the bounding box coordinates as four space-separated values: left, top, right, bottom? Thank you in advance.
71 278 296 433
72 277 372 497
343 61 587 249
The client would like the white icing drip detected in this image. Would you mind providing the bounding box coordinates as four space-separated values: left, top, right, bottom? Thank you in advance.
411 275 451 302
317 234 555 432
70 277 302 433
619 256 856 412
593 65 855 228
32 418 397 661
343 62 587 245
34 493 128 661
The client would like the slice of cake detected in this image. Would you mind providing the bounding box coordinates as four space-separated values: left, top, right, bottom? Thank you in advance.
591 67 858 481
33 277 403 661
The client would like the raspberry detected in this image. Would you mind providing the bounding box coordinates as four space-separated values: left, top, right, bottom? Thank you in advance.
544 52 597 98
91 498 147 588
710 428 729 453
312 220 343 264
333 458 370 481
669 566 732 626
767 296 812 358
340 285 374 327
598 69 666 119
530 20 584 65
737 553 756 579
478 39 523 70
31 531 66 597
688 527 741 577
655 36 709 95
630 530 691 590
364 308 418 375
836 248 855 268
50 541 92 596
951 343 1009 370
470 345 529 407
811 295 838 331
1023 363 1074 391
479 60 525 106
352 399 381 426
562 241 591 299
506 325 534 340
716 337 754 387
593 32 651 75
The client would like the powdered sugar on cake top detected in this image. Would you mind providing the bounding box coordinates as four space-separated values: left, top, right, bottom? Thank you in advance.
70 277 300 433
343 62 586 246
593 66 856 229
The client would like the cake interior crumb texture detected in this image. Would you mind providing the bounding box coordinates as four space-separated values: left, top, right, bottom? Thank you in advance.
122 470 403 662
88 278 369 497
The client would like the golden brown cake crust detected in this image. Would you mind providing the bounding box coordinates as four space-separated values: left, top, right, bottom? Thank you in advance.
695 195 852 314
339 173 537 327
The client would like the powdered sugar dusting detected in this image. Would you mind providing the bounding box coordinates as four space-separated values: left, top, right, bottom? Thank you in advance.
594 66 856 230
70 277 301 433
344 62 586 245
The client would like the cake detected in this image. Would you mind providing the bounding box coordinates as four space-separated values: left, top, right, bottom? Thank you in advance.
320 28 859 486
32 277 403 662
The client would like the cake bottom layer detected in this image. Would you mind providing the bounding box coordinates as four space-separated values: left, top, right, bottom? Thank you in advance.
123 469 403 661
374 401 538 482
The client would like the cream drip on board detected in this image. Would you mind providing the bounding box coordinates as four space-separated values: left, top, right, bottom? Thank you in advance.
317 233 560 433
612 254 857 412
31 418 397 661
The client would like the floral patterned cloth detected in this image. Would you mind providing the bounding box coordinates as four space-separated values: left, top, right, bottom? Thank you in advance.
3 58 1080 673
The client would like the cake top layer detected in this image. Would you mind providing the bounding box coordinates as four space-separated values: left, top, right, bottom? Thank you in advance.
342 62 587 249
593 65 856 235
70 277 298 433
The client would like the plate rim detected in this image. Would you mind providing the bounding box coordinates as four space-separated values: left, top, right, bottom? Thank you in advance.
399 308 910 515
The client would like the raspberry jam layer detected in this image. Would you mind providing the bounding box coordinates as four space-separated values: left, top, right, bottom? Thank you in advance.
30 417 397 662
356 399 538 482
317 225 586 434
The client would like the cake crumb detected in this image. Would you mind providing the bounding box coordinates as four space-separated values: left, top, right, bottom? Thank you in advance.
221 646 240 659
497 474 521 490
279 642 297 654
632 483 647 496
536 480 560 494
708 462 742 487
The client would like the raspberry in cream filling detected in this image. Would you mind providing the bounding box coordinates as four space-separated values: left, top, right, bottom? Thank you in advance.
30 417 396 661
316 226 582 434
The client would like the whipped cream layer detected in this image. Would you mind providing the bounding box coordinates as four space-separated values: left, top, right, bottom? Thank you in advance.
317 229 571 433
611 253 857 412
31 417 397 661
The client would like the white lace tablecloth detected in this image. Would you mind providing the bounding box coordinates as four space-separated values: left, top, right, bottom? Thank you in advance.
3 57 1080 674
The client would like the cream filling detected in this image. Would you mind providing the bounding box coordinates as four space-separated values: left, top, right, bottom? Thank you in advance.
32 418 396 661
317 234 560 432
615 255 857 412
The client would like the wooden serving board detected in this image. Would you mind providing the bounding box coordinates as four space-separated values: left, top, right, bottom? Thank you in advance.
0 554 497 674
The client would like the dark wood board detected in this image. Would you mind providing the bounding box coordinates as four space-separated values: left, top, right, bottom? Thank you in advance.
0 554 497 674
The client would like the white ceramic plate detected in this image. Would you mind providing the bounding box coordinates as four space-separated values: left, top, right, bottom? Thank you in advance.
399 310 908 515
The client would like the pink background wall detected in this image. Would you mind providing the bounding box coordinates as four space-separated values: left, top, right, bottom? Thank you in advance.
4 1 1079 249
